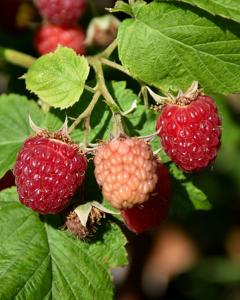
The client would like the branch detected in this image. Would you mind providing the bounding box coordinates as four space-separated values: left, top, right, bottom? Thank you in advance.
89 58 121 113
99 38 118 58
68 90 101 134
101 58 131 76
3 49 36 68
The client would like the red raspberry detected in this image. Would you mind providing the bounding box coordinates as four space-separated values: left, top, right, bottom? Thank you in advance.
94 137 158 210
34 23 86 55
156 94 221 172
122 162 171 234
13 134 87 214
35 0 86 25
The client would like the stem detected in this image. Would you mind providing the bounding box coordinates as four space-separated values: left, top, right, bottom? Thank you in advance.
84 84 95 93
3 49 36 68
90 58 120 113
112 113 125 137
68 90 101 134
101 58 131 76
84 116 90 147
100 38 118 58
141 86 149 108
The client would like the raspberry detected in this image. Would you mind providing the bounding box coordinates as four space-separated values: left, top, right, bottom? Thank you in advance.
156 94 221 172
94 137 158 210
35 0 86 25
13 134 87 214
122 162 171 233
34 23 86 55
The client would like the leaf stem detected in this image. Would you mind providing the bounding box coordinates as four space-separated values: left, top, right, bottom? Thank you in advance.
101 58 130 76
3 49 36 68
90 58 121 113
84 84 95 93
84 116 91 147
100 38 118 58
68 89 101 134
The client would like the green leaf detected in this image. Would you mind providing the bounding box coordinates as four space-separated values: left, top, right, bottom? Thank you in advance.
0 94 61 178
161 0 240 24
0 188 127 300
108 0 133 16
169 164 211 216
25 47 90 109
118 2 240 94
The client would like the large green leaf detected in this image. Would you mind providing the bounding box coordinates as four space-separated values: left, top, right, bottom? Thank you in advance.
162 0 240 24
169 164 211 216
0 94 61 178
118 2 240 94
0 188 127 300
25 47 90 109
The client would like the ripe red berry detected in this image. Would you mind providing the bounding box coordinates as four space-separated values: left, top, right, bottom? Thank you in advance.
35 0 86 25
94 137 158 210
156 94 221 172
34 23 86 55
13 134 87 214
122 162 171 234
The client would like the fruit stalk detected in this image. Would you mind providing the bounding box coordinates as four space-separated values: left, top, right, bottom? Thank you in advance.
3 49 36 68
68 89 101 134
90 58 121 113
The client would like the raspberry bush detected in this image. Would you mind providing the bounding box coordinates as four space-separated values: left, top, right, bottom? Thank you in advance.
0 0 240 299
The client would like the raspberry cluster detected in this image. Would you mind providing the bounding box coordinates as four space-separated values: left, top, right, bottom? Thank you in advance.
94 137 158 210
12 81 222 233
14 134 87 214
34 0 86 55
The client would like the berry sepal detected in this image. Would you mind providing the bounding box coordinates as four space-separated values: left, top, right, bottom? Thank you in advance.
65 201 118 239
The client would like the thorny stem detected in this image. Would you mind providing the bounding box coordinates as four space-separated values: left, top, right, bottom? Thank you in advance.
101 58 131 76
68 89 101 134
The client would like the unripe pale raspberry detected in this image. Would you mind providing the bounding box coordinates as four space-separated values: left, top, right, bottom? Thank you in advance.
13 134 87 214
34 24 86 55
94 137 158 210
156 94 221 172
35 0 86 25
122 162 171 234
